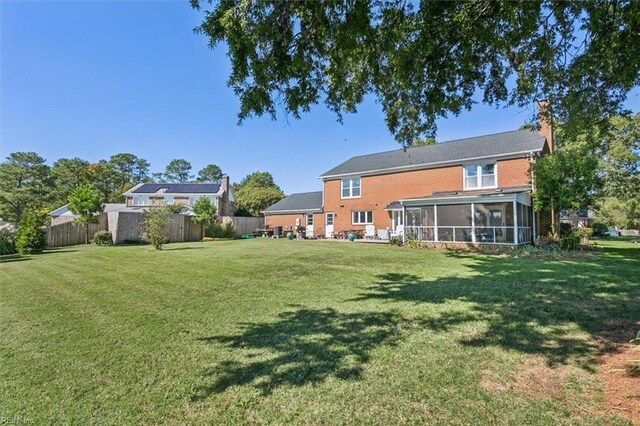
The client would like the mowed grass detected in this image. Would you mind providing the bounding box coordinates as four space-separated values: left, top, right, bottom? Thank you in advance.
1 239 638 425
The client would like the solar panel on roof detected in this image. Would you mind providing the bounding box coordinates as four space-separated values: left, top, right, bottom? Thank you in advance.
132 183 221 194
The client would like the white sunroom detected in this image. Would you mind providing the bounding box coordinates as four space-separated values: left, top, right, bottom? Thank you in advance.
390 191 534 245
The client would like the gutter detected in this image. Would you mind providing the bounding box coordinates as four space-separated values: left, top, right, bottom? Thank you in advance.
261 208 323 215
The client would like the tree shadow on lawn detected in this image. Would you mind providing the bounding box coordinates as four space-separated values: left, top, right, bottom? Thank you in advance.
194 308 405 398
163 246 207 251
1 248 79 263
194 245 638 398
0 254 31 263
354 245 640 370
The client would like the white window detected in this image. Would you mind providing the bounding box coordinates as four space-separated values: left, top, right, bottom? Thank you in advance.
464 163 496 189
306 213 314 226
188 196 205 206
352 211 373 224
325 213 334 226
164 195 174 205
133 196 149 206
341 177 361 198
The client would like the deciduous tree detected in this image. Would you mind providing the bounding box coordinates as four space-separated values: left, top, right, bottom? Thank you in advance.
191 196 217 238
192 0 640 146
233 172 285 217
68 184 103 244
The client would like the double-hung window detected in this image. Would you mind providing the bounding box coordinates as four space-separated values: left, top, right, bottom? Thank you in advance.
133 196 149 206
464 163 496 189
341 177 361 198
352 211 373 224
164 195 174 205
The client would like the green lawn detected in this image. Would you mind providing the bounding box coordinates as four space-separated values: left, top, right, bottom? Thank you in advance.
1 239 638 424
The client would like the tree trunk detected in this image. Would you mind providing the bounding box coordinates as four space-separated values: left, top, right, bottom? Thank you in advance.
551 203 559 239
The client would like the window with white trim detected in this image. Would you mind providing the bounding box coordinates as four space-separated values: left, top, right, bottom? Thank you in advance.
306 213 313 226
325 213 334 226
464 163 496 189
352 211 373 224
133 196 149 206
164 195 174 205
341 177 361 198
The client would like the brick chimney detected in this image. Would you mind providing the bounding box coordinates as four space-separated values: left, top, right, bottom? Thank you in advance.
219 175 232 216
537 100 554 153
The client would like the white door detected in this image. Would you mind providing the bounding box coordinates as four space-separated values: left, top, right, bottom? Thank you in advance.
325 212 335 238
305 213 314 238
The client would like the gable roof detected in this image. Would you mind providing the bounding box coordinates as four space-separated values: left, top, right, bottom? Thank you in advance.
263 191 323 213
130 183 221 194
319 129 546 178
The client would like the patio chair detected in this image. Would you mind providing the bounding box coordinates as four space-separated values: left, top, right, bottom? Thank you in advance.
390 225 404 238
377 228 390 240
364 225 376 239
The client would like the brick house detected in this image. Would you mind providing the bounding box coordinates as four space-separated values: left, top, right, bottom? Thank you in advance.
263 105 554 245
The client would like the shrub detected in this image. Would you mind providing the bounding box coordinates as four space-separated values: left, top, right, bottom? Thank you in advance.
166 204 184 214
389 237 402 246
592 222 609 237
15 211 47 255
560 235 580 250
534 236 561 248
140 207 172 250
205 220 236 239
559 222 573 237
91 230 113 245
0 227 16 255
575 227 593 245
403 238 423 249
575 227 593 238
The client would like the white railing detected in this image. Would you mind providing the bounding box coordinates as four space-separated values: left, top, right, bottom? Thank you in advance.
404 226 533 244
518 226 532 243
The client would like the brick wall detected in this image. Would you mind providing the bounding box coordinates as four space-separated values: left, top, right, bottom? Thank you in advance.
264 212 325 238
323 157 533 234
497 157 532 188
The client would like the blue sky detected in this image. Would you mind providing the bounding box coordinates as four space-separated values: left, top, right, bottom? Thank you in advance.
2 1 639 194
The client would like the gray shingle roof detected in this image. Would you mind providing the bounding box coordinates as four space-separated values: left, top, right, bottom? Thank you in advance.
320 129 546 178
263 191 323 213
132 183 220 194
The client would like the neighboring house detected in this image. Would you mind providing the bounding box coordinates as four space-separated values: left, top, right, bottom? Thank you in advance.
560 208 595 228
264 103 554 245
121 176 234 216
49 177 235 232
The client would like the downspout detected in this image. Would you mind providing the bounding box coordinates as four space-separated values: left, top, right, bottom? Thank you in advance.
530 152 537 242
401 202 406 244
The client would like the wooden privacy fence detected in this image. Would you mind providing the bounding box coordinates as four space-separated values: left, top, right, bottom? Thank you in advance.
110 212 202 245
47 212 202 247
47 215 108 247
223 216 263 235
